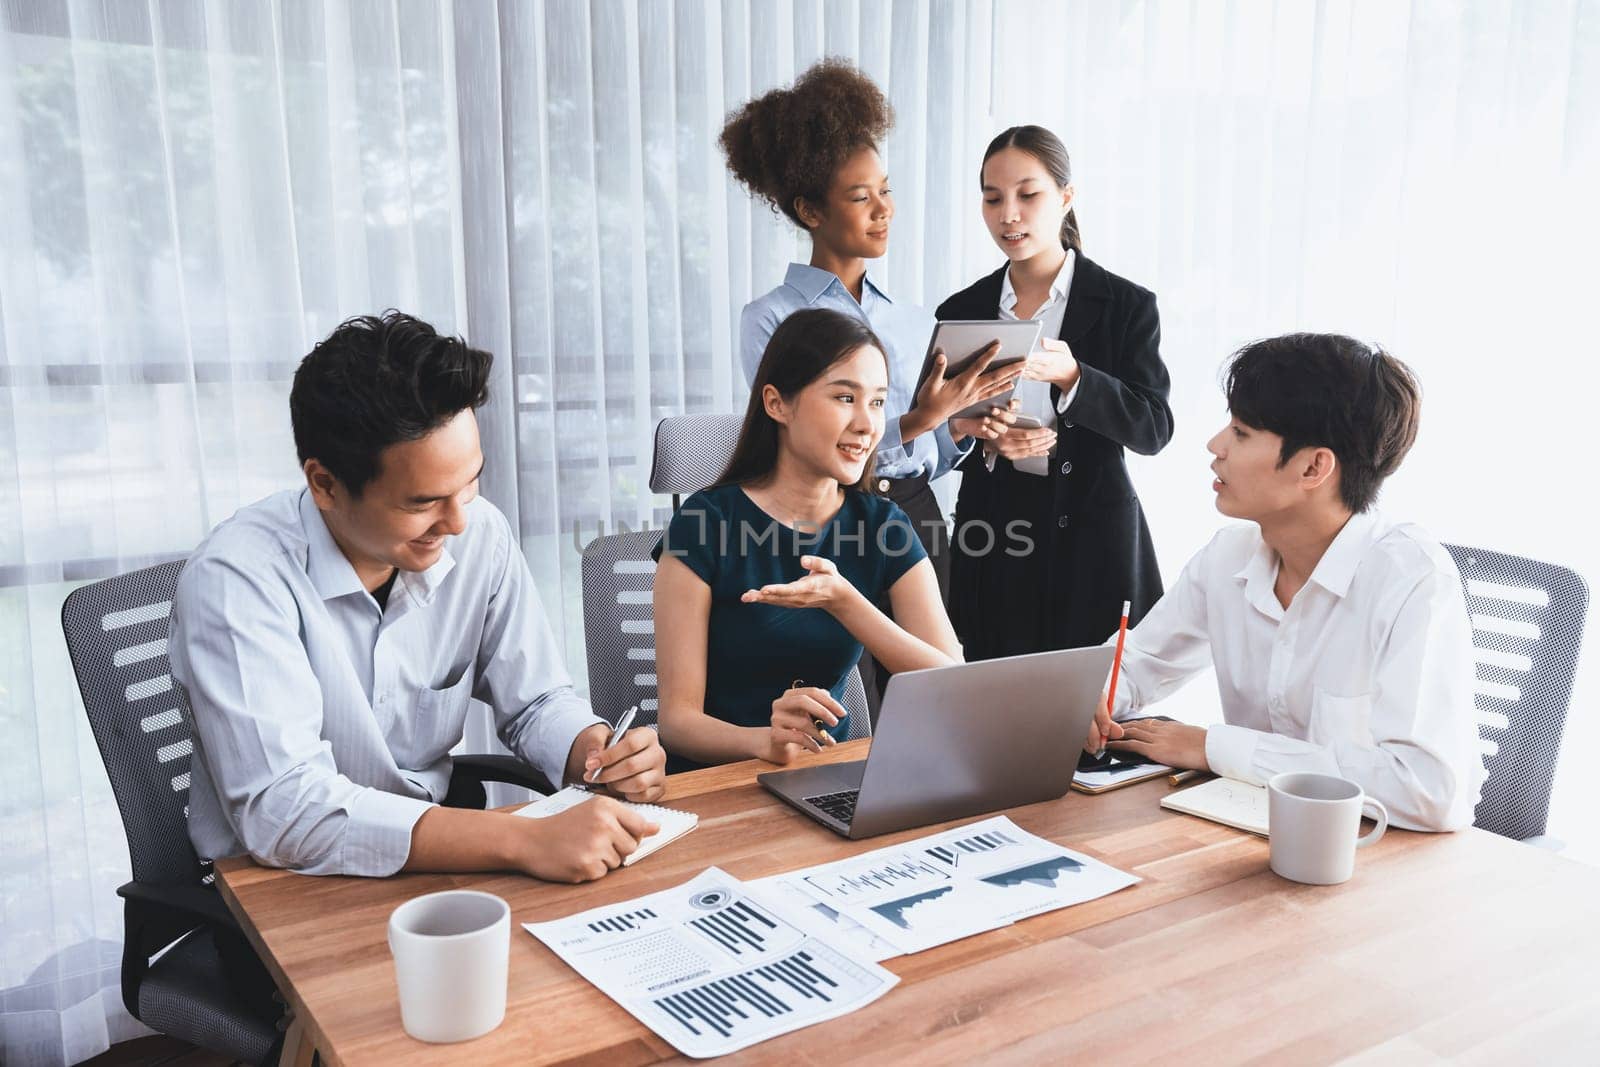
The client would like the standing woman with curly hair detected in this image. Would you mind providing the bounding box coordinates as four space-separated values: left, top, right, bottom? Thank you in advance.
938 126 1174 663
720 60 1016 697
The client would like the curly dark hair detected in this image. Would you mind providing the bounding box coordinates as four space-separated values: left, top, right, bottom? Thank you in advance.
290 311 492 497
720 58 893 229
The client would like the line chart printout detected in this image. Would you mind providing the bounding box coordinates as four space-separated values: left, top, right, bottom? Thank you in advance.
745 876 901 963
523 867 898 1058
918 816 1142 923
761 816 1141 955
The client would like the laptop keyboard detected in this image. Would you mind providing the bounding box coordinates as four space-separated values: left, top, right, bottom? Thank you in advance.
803 789 859 824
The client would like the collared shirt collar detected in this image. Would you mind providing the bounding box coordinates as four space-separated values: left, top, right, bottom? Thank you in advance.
401 542 456 605
1232 510 1383 615
783 262 892 307
1233 533 1283 619
1306 510 1381 598
999 248 1076 315
300 489 367 602
297 487 457 605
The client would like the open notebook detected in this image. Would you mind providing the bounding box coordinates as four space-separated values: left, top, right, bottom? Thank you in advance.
514 787 698 865
1160 777 1270 836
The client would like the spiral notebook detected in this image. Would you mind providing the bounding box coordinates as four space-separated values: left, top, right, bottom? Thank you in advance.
514 787 698 865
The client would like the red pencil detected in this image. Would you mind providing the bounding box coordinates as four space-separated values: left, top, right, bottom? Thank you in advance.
1105 599 1131 715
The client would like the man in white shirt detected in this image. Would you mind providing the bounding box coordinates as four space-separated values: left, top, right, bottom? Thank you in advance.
1093 333 1484 831
172 312 667 884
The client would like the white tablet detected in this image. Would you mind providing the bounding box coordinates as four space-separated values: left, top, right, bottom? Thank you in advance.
912 319 1043 421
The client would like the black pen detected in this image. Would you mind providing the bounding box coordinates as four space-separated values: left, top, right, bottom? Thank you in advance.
791 678 830 752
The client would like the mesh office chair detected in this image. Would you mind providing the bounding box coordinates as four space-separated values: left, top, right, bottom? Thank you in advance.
1443 544 1589 841
650 413 744 509
61 561 279 1065
581 413 871 736
61 561 557 1064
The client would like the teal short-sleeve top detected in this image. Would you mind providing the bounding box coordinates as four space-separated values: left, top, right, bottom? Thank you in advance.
652 483 928 773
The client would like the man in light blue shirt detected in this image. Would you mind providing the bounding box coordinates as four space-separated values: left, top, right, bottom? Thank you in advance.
171 312 666 885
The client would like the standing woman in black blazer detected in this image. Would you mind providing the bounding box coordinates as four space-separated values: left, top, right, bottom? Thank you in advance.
937 126 1174 659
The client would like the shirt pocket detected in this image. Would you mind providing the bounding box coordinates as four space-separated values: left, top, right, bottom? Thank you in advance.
398 667 477 763
1310 687 1375 748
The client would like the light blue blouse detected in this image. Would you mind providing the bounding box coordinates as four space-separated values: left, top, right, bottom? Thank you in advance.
739 263 969 481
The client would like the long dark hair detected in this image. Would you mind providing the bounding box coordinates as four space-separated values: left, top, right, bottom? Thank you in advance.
717 308 887 492
981 125 1082 253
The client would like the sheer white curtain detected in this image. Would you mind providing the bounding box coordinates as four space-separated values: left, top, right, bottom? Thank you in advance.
4 1 1598 1064
0 2 986 1063
0 2 467 1063
983 0 1600 854
471 0 995 676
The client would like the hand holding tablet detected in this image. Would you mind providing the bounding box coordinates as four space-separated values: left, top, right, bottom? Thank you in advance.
913 319 1044 421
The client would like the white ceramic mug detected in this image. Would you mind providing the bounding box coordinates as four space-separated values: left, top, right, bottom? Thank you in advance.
387 890 510 1043
1267 772 1388 885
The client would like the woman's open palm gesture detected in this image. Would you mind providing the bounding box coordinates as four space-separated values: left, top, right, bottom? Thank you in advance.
741 555 849 610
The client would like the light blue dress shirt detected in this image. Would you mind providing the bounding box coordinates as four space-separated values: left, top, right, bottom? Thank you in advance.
739 263 969 480
170 488 604 876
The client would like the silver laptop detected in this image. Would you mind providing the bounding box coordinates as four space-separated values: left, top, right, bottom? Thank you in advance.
758 646 1115 838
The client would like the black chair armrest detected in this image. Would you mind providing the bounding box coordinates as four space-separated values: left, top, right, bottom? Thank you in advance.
117 880 241 933
452 753 556 796
115 879 244 1020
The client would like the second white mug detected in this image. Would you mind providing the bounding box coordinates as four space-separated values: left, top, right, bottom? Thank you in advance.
1268 772 1387 885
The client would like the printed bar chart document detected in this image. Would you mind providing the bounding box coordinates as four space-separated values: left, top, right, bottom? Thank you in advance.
523 867 897 1058
757 816 1140 956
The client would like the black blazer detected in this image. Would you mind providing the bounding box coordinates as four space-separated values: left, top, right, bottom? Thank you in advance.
935 254 1173 657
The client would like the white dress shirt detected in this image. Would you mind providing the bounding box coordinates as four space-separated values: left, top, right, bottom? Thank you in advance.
170 489 604 876
1111 511 1485 831
995 250 1079 475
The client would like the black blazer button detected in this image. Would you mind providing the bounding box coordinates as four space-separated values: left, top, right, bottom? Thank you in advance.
1060 461 1073 475
1057 515 1069 529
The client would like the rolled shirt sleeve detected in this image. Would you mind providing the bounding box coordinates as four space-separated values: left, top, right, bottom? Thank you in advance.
475 508 606 787
876 412 910 465
173 554 432 876
174 491 612 878
929 420 973 479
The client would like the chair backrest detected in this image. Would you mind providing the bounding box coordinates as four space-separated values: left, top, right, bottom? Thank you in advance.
583 411 871 736
1443 543 1589 840
580 528 871 738
581 530 666 728
649 413 743 505
61 560 209 887
839 667 872 741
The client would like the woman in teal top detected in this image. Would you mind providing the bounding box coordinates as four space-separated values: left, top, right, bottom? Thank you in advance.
654 308 963 773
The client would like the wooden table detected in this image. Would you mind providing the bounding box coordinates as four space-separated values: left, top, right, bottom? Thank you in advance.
216 740 1600 1065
